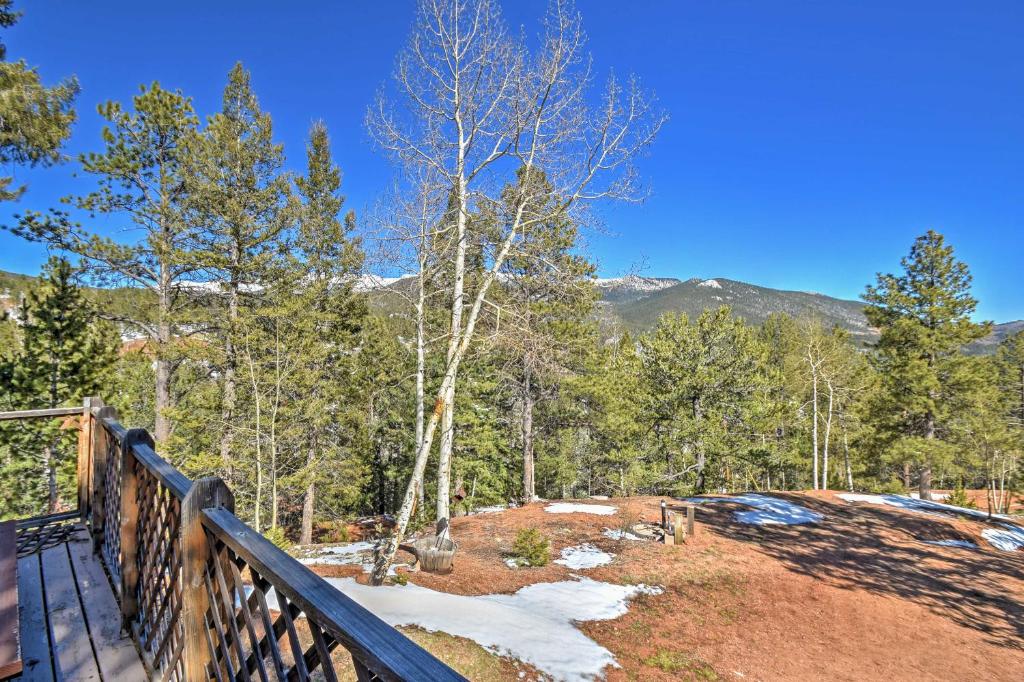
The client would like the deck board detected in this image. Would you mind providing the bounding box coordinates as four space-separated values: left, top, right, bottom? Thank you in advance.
65 536 148 680
40 544 102 681
1 522 22 679
7 524 147 682
13 555 53 682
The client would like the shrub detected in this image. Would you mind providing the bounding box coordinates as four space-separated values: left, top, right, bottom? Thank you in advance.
866 478 907 495
947 479 976 509
263 525 291 550
319 522 351 544
511 527 550 567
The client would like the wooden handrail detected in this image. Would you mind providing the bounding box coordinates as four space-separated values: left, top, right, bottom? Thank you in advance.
0 406 84 421
202 507 466 681
52 398 466 682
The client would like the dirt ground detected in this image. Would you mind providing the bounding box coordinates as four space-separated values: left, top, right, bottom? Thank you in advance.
313 492 1024 681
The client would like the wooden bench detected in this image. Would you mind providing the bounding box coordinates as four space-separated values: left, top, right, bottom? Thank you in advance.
0 521 20 680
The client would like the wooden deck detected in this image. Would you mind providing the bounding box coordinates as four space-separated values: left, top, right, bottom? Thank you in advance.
11 522 147 681
2 400 465 682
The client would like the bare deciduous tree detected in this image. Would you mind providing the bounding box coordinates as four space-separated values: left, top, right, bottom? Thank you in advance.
367 0 664 584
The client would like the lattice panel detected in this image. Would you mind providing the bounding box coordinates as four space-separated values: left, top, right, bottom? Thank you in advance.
199 532 379 682
133 461 186 680
101 425 123 584
16 517 81 557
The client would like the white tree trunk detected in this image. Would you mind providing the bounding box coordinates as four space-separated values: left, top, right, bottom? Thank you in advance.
822 379 834 491
810 356 819 491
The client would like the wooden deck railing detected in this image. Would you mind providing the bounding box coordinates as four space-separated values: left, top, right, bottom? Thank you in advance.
6 398 466 682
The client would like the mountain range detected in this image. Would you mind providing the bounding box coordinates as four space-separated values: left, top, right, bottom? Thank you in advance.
593 275 1021 353
3 269 1020 353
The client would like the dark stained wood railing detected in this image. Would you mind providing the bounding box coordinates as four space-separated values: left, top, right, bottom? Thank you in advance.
7 398 466 682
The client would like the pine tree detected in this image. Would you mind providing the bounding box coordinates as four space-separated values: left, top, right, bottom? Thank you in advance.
995 331 1024 441
0 258 117 516
182 63 291 482
862 230 990 499
289 121 367 542
496 168 596 502
0 0 78 201
12 83 201 443
639 307 766 494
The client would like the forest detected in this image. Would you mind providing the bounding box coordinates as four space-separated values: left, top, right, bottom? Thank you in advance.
0 0 1021 583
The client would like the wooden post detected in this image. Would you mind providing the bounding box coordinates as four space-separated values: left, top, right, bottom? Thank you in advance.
660 500 667 530
180 477 234 682
119 428 153 627
674 511 686 545
76 397 100 520
686 504 696 537
90 404 117 553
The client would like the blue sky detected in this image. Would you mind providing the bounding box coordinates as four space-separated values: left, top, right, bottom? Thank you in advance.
2 1 1021 320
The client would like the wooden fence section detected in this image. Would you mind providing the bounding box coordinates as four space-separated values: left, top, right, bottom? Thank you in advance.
10 398 467 682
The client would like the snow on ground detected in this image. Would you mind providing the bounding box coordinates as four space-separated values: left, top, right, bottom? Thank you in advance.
554 544 615 569
296 541 375 567
910 492 950 502
298 541 409 576
266 576 661 682
602 528 643 541
923 539 979 549
545 502 618 516
683 494 824 525
981 525 1024 552
470 504 512 515
839 493 1024 553
837 493 1001 520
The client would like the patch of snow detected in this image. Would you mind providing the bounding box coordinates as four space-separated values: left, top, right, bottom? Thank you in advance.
982 525 1024 552
471 504 511 515
683 494 823 525
602 528 643 541
352 273 411 292
839 493 1024 553
837 493 1006 520
277 577 662 682
554 544 614 569
910 492 950 501
698 278 722 289
545 502 617 516
923 539 978 549
593 275 678 293
296 541 375 567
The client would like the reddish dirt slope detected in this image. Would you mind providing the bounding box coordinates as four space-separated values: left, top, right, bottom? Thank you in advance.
317 493 1024 681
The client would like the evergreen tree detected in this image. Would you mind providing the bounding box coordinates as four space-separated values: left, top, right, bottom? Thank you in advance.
862 230 990 499
639 307 766 494
0 258 117 516
12 83 201 443
551 333 648 497
995 331 1024 442
288 121 367 542
181 63 291 482
756 313 805 489
0 0 78 201
496 168 596 502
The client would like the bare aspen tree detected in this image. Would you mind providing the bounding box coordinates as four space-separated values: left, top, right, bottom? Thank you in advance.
371 171 450 511
802 321 826 490
368 0 664 584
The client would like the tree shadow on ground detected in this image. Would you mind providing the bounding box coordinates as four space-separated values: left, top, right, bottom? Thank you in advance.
677 494 1024 650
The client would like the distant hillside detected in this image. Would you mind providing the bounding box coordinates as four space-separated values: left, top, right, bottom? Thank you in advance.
597 275 873 340
594 275 1021 353
2 268 1019 353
